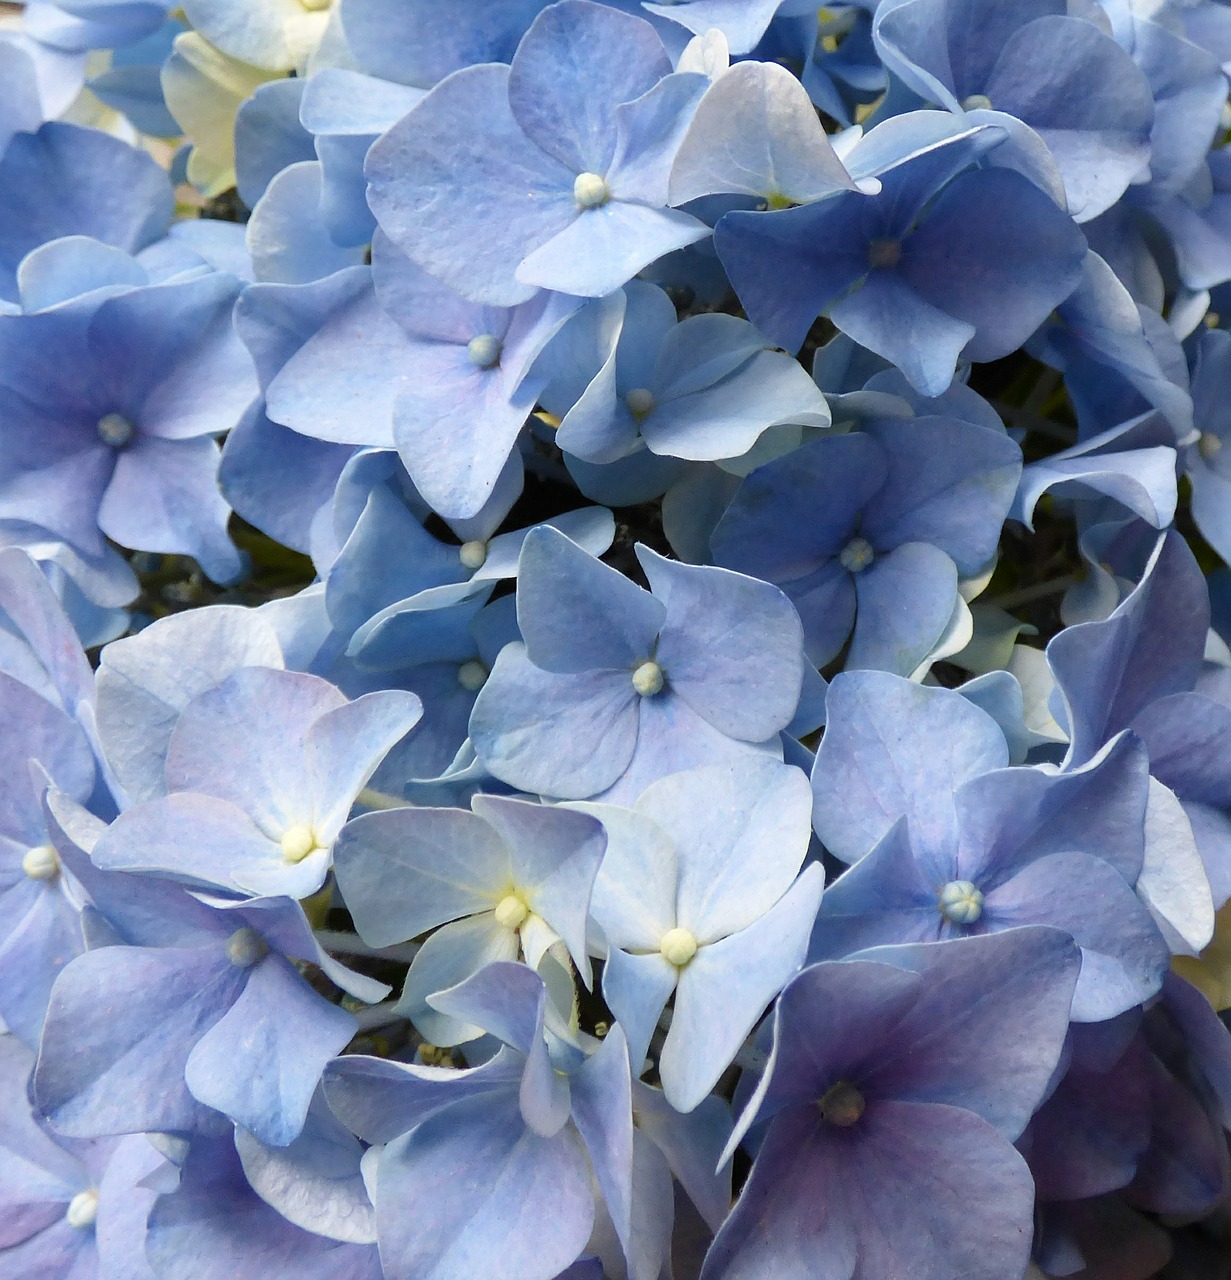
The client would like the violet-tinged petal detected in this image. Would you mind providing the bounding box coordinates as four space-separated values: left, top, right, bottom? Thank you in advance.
860 927 1081 1138
983 852 1169 1022
90 793 313 900
470 645 641 799
662 864 824 1113
166 667 343 825
631 1081 732 1233
376 1091 594 1280
516 526 665 673
606 71 709 206
808 818 948 963
426 958 548 1061
846 542 959 676
396 916 521 1046
811 670 1009 864
366 63 575 308
234 1098 377 1244
34 944 243 1136
713 1099 1036 1280
263 285 407 448
1047 531 1207 766
507 0 671 173
955 733 1151 887
145 1137 383 1280
334 806 509 947
669 60 855 206
94 604 283 805
184 953 356 1147
570 1025 635 1252
98 435 241 585
592 689 782 808
859 416 1021 572
638 548 804 742
322 1047 524 1146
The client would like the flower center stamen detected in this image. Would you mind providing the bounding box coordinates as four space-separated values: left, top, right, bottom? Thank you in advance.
867 239 902 270
225 926 267 968
632 660 664 697
839 537 875 573
280 823 321 864
66 1189 99 1229
938 879 984 924
457 660 489 691
660 927 698 967
22 844 60 880
494 893 530 930
466 335 502 369
574 172 610 210
626 387 656 421
818 1079 866 1127
97 413 134 448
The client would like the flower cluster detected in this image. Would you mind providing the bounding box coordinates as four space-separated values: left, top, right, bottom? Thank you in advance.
3 0 1231 1276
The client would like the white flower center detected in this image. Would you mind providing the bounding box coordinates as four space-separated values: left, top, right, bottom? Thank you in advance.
494 893 530 930
839 536 875 573
66 1189 99 1229
818 1080 865 1127
280 823 320 864
459 540 488 570
961 93 992 111
659 927 697 968
466 334 502 369
632 660 664 697
938 880 984 924
625 387 656 420
1200 432 1223 462
457 660 489 691
22 843 60 880
225 926 268 968
574 172 610 209
97 412 134 448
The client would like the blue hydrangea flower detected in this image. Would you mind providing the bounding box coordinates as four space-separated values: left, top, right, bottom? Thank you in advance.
536 279 830 464
34 859 386 1147
325 962 634 1280
0 1036 164 1279
872 0 1155 221
578 760 823 1111
0 122 173 305
89 666 421 899
0 238 258 584
144 1133 384 1279
710 414 1020 673
714 110 1088 394
365 0 711 304
334 793 605 1044
470 526 806 801
701 928 1080 1280
810 673 1168 1020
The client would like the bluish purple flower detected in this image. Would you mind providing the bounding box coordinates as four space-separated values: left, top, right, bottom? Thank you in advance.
470 526 806 801
366 0 711 305
715 110 1087 395
701 928 1080 1280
